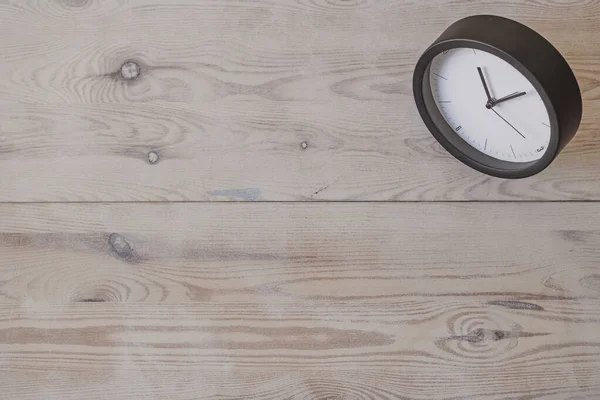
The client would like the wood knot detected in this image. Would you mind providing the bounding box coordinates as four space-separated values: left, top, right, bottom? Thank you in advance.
470 328 485 343
71 281 126 303
108 233 134 260
78 298 106 303
437 311 521 359
487 300 544 311
461 328 506 343
120 61 141 81
148 151 159 164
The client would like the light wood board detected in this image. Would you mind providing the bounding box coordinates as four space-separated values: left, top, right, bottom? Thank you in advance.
1 0 600 201
1 203 600 399
2 1 600 398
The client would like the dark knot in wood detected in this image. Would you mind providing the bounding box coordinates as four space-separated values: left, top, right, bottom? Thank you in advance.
120 61 141 81
488 300 544 311
108 233 134 260
148 151 159 164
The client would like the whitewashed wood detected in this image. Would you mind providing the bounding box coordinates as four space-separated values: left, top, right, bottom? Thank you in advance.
1 203 600 399
1 301 600 400
0 0 600 201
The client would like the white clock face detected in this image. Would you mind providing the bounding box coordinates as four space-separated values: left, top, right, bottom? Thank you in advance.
429 48 551 163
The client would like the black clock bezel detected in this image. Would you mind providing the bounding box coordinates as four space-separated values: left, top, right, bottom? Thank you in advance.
413 15 582 179
415 41 559 179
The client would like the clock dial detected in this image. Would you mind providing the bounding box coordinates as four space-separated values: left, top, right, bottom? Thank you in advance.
429 48 551 163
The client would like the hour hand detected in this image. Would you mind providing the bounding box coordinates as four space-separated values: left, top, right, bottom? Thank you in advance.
493 91 527 106
477 67 493 103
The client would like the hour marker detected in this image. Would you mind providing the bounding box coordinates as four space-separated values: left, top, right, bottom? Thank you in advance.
484 139 488 151
510 145 516 158
439 101 451 104
541 122 550 127
473 49 477 55
433 72 447 80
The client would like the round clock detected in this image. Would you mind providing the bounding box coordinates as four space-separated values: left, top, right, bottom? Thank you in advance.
413 15 582 179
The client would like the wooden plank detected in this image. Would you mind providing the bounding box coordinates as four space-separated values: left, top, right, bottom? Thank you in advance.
1 0 600 201
1 301 600 400
1 203 599 398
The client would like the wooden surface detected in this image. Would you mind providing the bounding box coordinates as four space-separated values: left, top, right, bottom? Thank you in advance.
1 0 600 201
0 203 600 399
2 1 600 399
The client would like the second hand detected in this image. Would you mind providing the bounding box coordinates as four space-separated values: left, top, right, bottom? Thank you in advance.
490 108 526 139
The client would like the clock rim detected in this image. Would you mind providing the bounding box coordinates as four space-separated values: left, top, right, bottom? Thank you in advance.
413 39 561 179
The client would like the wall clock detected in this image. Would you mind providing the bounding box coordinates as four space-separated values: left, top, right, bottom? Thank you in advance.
413 15 582 179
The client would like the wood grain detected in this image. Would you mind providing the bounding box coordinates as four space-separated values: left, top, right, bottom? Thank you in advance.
2 1 600 399
1 203 600 399
1 0 600 201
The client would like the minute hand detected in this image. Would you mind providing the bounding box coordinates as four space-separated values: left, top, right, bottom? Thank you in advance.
492 91 527 107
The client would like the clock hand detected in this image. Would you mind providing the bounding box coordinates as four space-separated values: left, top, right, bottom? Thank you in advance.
490 108 526 139
490 91 527 107
477 67 493 103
